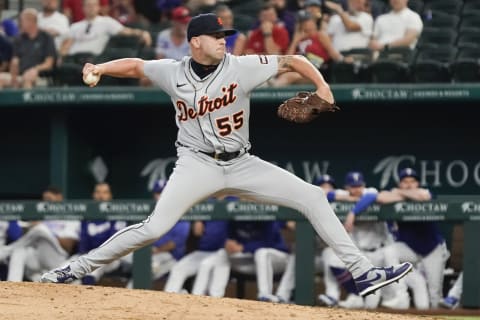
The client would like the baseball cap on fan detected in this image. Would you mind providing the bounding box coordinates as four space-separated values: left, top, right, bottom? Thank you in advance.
171 6 191 24
187 13 237 41
345 171 365 187
399 168 419 181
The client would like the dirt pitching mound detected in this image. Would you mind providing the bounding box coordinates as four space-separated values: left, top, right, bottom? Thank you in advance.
0 282 439 320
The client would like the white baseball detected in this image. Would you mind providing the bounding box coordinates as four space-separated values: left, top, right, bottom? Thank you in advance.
84 72 99 85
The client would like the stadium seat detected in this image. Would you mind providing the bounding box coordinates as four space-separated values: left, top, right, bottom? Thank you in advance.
341 48 373 64
233 13 255 33
408 0 424 14
368 60 410 83
94 48 138 64
458 25 480 35
329 62 362 83
459 15 480 29
416 28 457 49
411 47 457 82
378 47 414 64
106 35 142 50
451 59 480 83
63 52 96 65
53 63 84 86
462 0 480 11
457 33 480 47
93 48 140 86
138 46 156 60
370 0 389 17
423 12 460 29
229 0 263 17
424 0 463 15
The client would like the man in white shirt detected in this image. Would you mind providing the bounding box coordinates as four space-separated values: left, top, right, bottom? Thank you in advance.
59 0 151 58
326 0 373 52
37 0 70 51
369 0 423 51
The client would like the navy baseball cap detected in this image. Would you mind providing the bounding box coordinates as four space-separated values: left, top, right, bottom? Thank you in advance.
345 171 365 187
399 168 419 181
314 174 336 188
187 13 237 41
152 179 167 193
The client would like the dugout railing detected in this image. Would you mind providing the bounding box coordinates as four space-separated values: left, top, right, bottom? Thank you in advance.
0 198 478 308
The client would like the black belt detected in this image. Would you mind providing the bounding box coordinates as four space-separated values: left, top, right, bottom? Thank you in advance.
199 150 240 161
177 142 243 161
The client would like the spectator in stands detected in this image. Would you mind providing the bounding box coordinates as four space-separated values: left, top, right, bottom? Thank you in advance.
0 8 55 89
63 0 110 23
163 219 228 293
110 0 138 25
78 182 131 285
378 168 449 308
0 186 80 282
245 4 290 55
369 0 423 52
325 0 373 53
270 10 349 87
303 0 327 30
38 0 70 51
155 6 191 60
0 33 12 73
59 0 151 59
214 5 246 56
269 0 296 39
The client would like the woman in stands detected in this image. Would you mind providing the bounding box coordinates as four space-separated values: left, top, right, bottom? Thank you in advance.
270 10 350 87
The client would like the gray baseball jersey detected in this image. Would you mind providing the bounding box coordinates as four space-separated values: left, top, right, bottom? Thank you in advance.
144 54 277 153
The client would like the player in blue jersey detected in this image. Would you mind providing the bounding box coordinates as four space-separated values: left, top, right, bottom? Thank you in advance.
377 168 450 309
164 219 228 293
78 182 129 285
341 168 448 309
191 220 289 299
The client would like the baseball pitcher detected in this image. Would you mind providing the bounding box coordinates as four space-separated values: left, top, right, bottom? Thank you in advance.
42 13 412 297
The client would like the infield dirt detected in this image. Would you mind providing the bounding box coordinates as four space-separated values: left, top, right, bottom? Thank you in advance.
0 282 442 320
